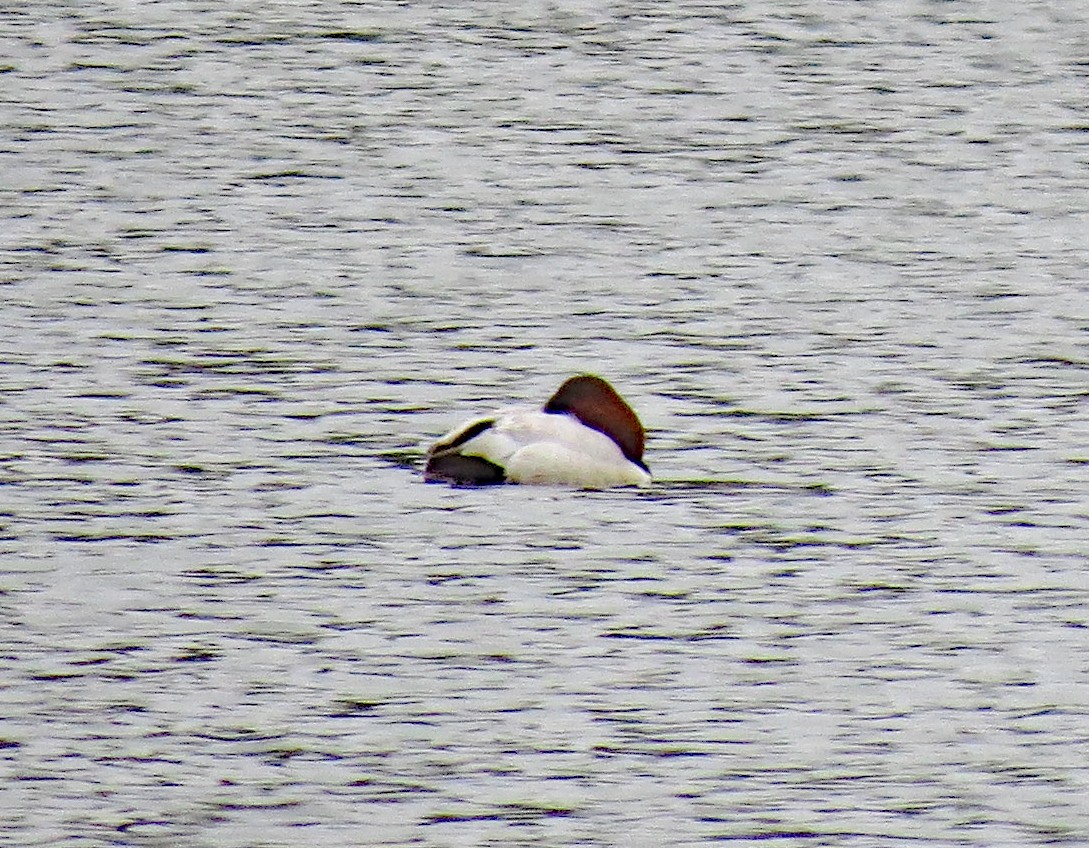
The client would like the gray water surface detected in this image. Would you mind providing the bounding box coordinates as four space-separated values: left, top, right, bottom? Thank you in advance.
2 2 1088 846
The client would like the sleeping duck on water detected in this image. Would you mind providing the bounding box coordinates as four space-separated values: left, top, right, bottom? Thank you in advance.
424 375 650 488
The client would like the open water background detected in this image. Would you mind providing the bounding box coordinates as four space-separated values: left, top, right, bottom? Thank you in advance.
1 1 1088 846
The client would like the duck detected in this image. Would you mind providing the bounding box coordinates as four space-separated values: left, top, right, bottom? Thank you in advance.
424 374 650 487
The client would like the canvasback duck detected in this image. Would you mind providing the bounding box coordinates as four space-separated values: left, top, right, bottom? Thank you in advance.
424 374 650 487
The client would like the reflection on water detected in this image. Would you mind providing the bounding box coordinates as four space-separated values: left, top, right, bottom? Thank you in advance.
2 1 1087 845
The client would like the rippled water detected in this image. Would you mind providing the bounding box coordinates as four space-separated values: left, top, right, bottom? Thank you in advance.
2 1 1088 846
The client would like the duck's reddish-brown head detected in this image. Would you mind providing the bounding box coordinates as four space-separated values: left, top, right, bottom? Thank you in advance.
544 374 646 468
